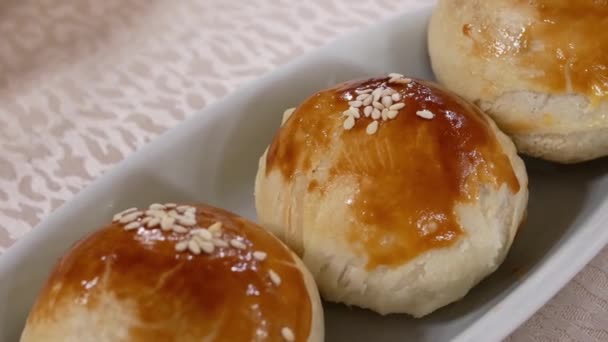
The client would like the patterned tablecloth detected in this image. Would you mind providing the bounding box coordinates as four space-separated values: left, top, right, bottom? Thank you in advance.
0 0 606 340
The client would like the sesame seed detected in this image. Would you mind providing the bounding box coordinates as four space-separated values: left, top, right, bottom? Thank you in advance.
366 121 379 135
118 211 142 224
141 217 151 225
390 103 405 111
363 106 373 117
191 228 213 240
362 95 373 106
281 327 295 342
124 221 140 231
172 225 188 234
168 210 180 218
253 251 267 261
114 207 137 221
178 217 197 227
208 222 223 235
392 78 412 84
392 93 402 102
343 116 355 130
175 240 189 252
145 209 164 217
346 107 360 119
161 216 175 231
269 269 282 286
372 88 383 101
348 101 362 108
381 109 388 121
355 88 373 94
213 239 229 248
176 205 191 213
387 110 399 119
416 109 435 119
381 96 393 108
149 203 166 210
382 88 395 96
389 72 404 78
372 101 384 110
165 203 177 208
356 93 369 101
230 239 247 250
188 240 201 254
371 108 381 120
199 240 215 254
147 217 160 228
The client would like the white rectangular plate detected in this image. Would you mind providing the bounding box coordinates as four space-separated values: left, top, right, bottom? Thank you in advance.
2 4 608 342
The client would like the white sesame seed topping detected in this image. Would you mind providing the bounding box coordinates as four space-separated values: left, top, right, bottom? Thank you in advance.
381 109 388 121
199 240 215 254
147 217 160 228
392 77 412 84
208 222 223 235
113 207 137 222
362 95 373 106
145 209 164 217
363 106 373 117
175 240 189 252
392 93 402 102
348 101 362 108
390 103 405 111
118 211 142 224
366 121 379 135
371 108 381 120
372 101 384 110
253 251 267 261
124 221 141 231
149 203 166 210
389 72 404 79
356 93 369 101
372 88 383 101
381 96 393 108
176 205 190 213
230 239 247 250
188 240 201 254
387 110 399 119
164 203 177 208
343 115 355 130
281 327 295 342
168 210 180 218
141 217 151 225
178 216 197 227
346 107 360 118
269 269 282 286
161 216 175 231
355 88 373 94
172 225 188 234
190 228 213 240
416 109 436 119
213 239 229 248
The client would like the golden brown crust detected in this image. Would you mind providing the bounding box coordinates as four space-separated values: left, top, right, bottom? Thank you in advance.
265 77 519 269
461 0 608 99
25 204 312 341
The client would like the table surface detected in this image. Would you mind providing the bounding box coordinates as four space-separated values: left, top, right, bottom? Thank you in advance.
0 0 606 340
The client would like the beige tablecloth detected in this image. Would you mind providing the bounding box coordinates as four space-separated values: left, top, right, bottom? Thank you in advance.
0 0 606 340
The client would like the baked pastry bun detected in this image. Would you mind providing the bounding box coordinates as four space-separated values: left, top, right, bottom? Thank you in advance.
21 203 323 342
255 74 528 317
428 0 608 163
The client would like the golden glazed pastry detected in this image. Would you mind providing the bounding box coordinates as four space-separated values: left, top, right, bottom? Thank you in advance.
255 74 528 317
428 0 608 163
21 204 323 342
